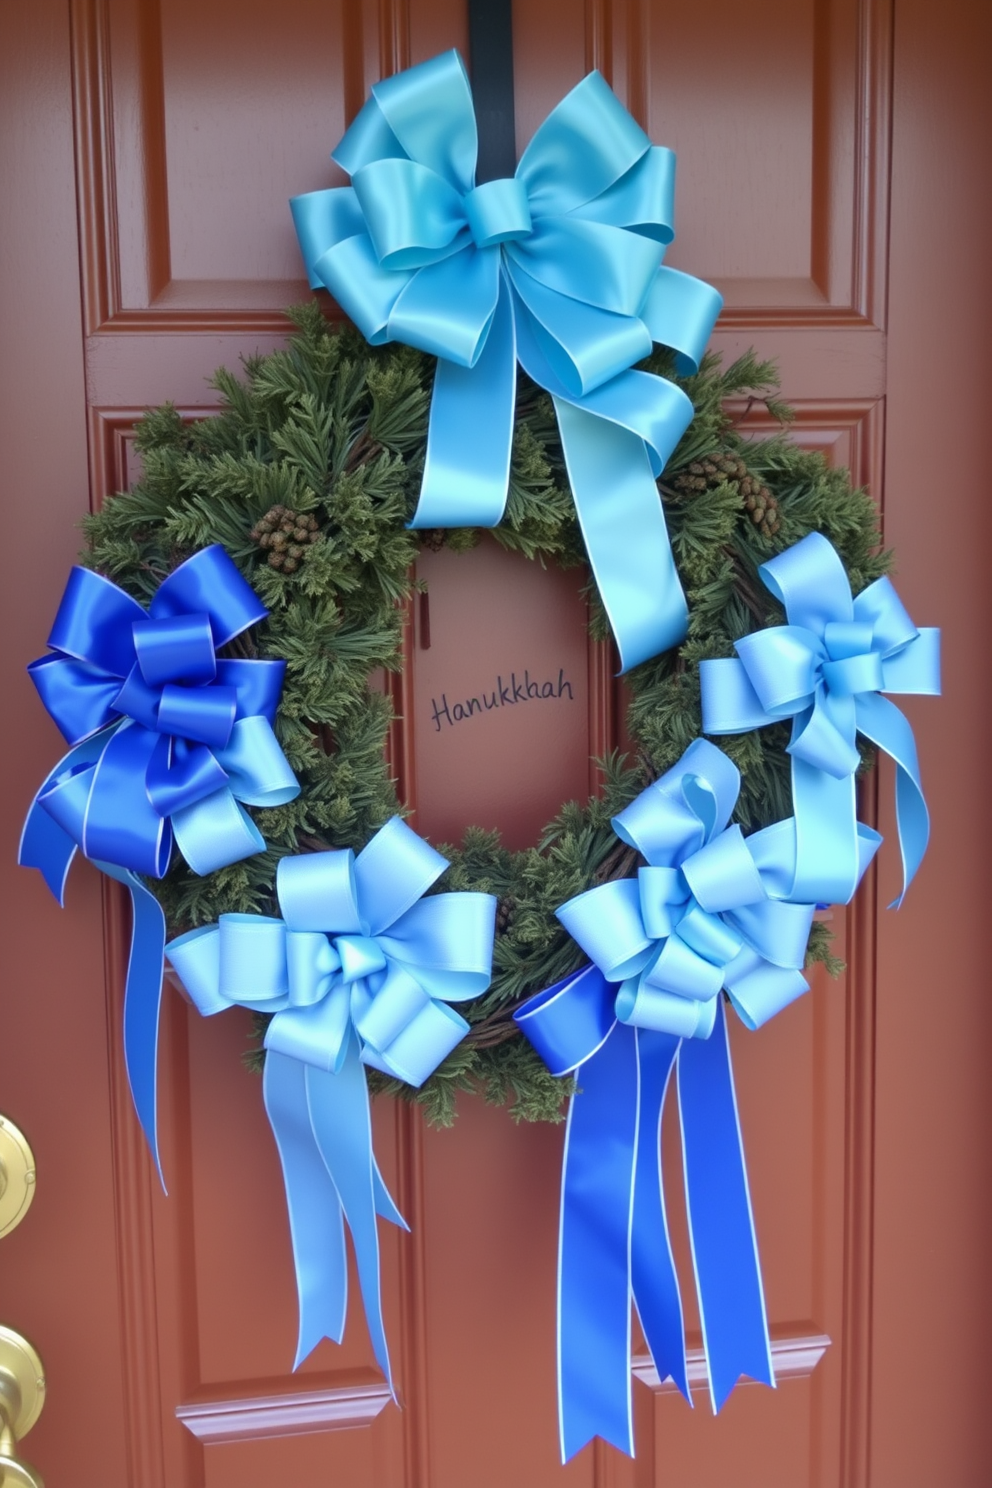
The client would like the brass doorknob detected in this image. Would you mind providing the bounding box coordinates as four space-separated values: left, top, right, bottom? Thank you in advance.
0 1119 36 1240
0 1326 45 1488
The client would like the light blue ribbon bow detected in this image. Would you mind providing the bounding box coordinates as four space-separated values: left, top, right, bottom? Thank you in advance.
291 49 723 671
514 737 878 1461
700 532 941 905
19 545 300 1183
558 737 848 1037
166 816 496 1385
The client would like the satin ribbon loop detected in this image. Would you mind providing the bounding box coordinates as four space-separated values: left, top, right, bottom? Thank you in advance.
352 963 430 1052
165 816 496 1389
821 651 883 697
144 738 229 819
680 824 764 912
133 612 217 686
465 178 532 246
278 844 362 932
156 683 238 749
700 532 940 903
292 49 724 671
149 545 268 643
823 620 872 659
218 915 289 1006
637 865 689 939
616 977 717 1040
672 903 743 968
646 931 729 1001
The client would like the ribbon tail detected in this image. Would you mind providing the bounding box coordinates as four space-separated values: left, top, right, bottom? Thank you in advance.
678 998 774 1412
372 1153 409 1231
305 1038 396 1397
19 796 79 904
790 757 861 904
854 691 929 906
631 1029 689 1401
558 1024 639 1463
19 731 115 902
96 861 168 1190
553 396 687 672
262 1051 348 1368
411 272 516 528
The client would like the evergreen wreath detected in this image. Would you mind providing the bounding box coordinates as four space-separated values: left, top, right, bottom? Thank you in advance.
83 302 887 1124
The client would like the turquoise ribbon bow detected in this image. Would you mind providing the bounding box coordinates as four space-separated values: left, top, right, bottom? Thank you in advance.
19 545 299 1183
291 50 723 671
699 533 941 905
166 816 496 1383
515 737 878 1460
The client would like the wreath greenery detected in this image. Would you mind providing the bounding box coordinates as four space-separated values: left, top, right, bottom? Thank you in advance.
83 301 887 1125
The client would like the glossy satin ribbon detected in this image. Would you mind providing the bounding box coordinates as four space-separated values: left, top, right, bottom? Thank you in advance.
20 545 298 886
19 545 299 1177
514 738 878 1460
291 50 723 671
699 533 940 905
166 816 496 1382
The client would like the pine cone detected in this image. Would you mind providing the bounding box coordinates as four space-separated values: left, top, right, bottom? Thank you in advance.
740 474 781 536
251 506 323 561
671 453 781 536
495 896 515 935
420 528 447 552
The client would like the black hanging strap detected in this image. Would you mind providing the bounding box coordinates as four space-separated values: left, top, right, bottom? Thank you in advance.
468 0 517 182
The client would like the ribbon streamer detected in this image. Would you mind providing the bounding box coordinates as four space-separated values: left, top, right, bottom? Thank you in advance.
291 50 723 671
515 737 878 1460
699 533 940 905
19 545 300 1174
166 815 496 1384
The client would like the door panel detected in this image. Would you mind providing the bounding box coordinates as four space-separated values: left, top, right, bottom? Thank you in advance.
2 0 989 1484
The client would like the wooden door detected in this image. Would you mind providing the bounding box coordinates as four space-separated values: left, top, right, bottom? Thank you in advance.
1 1 990 1484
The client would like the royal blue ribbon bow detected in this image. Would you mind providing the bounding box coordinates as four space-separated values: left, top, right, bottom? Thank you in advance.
699 533 940 905
19 545 300 1181
514 738 878 1461
20 545 298 889
291 50 723 672
166 815 496 1386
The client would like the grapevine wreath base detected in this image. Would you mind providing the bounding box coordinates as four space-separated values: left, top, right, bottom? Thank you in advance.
84 302 884 1125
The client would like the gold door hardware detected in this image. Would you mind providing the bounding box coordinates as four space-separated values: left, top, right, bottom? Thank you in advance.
0 1325 45 1487
0 1119 36 1240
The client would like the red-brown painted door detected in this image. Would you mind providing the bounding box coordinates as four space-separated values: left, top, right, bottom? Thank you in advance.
1 1 990 1484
